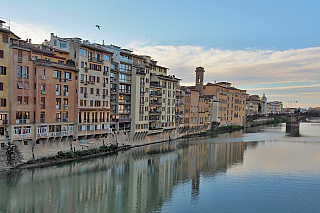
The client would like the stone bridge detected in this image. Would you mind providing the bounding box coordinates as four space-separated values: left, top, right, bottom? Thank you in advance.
245 113 320 135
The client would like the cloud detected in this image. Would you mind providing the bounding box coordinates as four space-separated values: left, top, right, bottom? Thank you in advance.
128 42 320 86
10 21 51 44
128 42 320 107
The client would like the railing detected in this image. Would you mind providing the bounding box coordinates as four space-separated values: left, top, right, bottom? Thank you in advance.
110 77 116 82
118 110 131 114
103 71 109 76
63 118 69 122
119 89 131 94
56 91 61 96
88 57 104 64
150 102 162 105
40 118 46 123
84 93 88 98
119 99 131 104
150 82 162 88
117 118 131 122
119 79 131 84
150 92 162 97
59 78 67 82
63 105 69 109
120 58 132 63
41 90 46 95
140 82 145 86
56 105 61 109
41 75 46 80
16 119 30 124
140 91 145 96
56 118 61 122
149 110 161 114
18 57 23 63
111 88 116 93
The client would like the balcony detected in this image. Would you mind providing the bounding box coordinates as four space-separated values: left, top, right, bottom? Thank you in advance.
59 78 67 83
149 110 161 114
150 82 162 88
117 118 131 122
120 58 132 64
88 57 104 64
119 80 131 84
118 110 131 114
16 119 30 124
119 99 131 104
0 120 8 125
119 89 131 94
150 92 162 97
150 101 162 106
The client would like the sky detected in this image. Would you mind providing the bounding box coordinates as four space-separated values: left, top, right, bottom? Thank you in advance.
1 0 320 108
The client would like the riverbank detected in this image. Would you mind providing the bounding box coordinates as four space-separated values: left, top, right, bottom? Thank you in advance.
1 120 282 171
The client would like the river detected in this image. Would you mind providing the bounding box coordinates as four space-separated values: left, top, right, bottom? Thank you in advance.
0 123 320 213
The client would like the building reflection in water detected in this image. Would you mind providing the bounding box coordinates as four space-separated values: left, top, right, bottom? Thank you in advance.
0 140 244 213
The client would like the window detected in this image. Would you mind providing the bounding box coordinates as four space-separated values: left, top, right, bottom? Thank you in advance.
60 41 67 48
18 66 22 78
96 89 99 95
0 99 6 107
17 81 23 89
0 66 6 75
24 82 29 90
0 50 3 58
2 34 8 43
24 97 28 105
41 97 45 109
80 49 87 55
104 55 110 61
65 72 72 80
24 67 29 79
18 96 22 104
88 52 92 60
0 82 3 91
41 84 46 91
41 69 45 76
53 70 61 78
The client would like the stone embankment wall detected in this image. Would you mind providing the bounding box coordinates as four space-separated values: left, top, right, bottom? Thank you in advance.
0 126 207 169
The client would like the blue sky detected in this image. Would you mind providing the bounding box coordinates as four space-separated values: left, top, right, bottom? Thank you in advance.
2 0 320 108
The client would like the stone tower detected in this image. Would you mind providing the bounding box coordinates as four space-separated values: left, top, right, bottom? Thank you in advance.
195 66 205 95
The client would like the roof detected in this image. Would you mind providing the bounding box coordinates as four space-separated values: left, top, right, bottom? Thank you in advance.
33 59 79 72
80 43 114 55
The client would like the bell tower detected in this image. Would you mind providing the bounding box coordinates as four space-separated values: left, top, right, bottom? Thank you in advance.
195 66 205 95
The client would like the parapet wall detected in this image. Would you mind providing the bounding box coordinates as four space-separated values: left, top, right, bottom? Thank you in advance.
0 126 207 169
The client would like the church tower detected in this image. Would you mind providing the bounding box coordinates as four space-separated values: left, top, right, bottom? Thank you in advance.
195 66 205 95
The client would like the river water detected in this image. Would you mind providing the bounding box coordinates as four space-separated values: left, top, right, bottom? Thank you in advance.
0 123 320 213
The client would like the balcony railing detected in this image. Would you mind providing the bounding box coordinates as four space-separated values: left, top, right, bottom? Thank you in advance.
63 105 69 109
150 82 162 88
63 118 69 122
88 57 104 64
119 89 130 94
16 119 30 124
41 90 46 95
41 75 46 80
150 102 162 106
150 92 162 97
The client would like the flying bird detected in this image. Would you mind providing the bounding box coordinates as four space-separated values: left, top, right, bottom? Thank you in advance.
95 25 101 30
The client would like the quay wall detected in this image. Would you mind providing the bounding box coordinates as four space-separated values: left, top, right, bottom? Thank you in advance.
0 126 207 169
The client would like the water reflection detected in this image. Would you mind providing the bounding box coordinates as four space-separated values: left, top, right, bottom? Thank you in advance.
0 141 244 213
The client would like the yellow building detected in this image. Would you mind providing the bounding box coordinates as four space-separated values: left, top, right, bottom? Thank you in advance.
0 20 20 144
